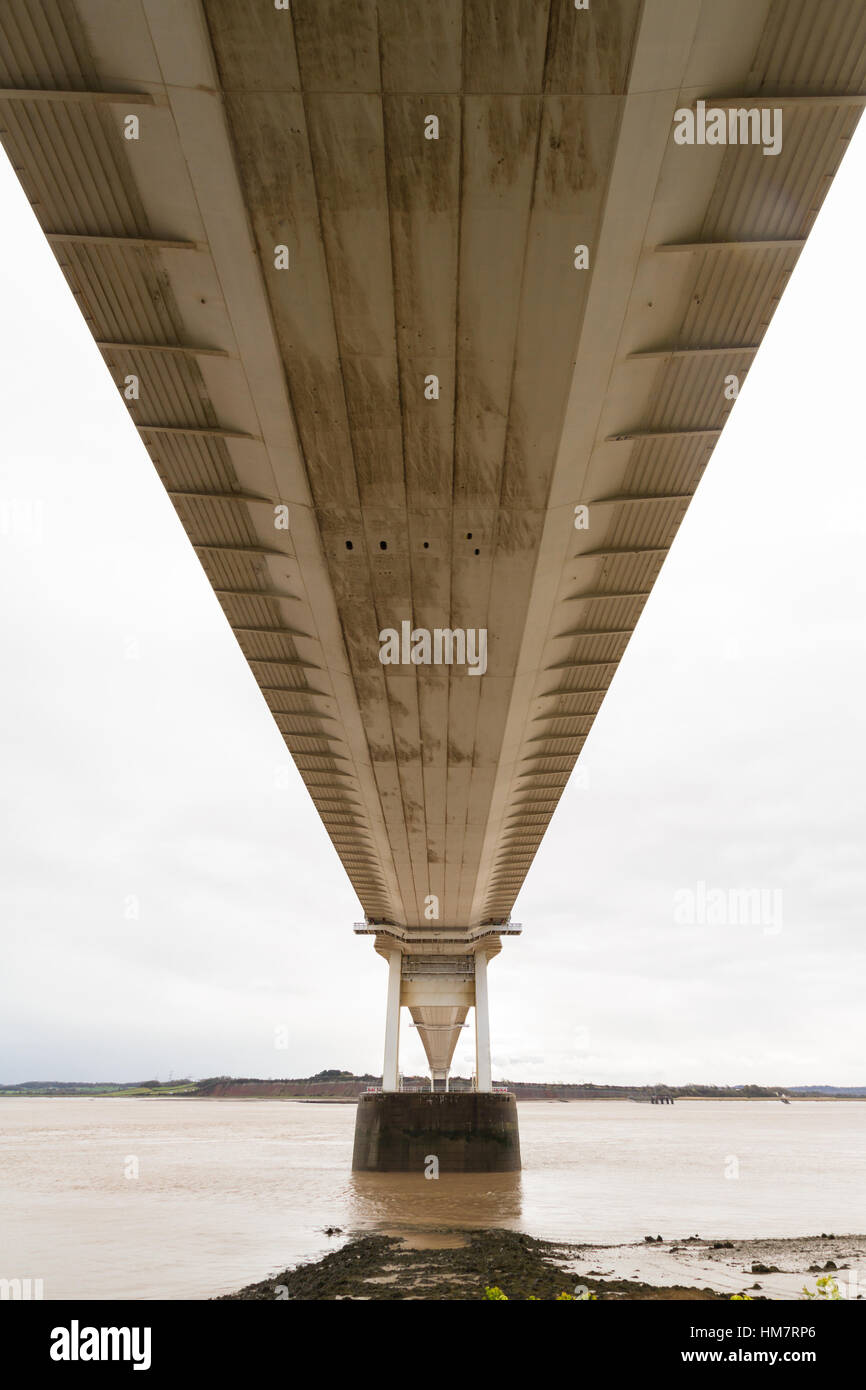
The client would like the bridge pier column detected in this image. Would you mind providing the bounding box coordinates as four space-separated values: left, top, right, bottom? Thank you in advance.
474 949 492 1092
431 1069 449 1092
382 949 402 1092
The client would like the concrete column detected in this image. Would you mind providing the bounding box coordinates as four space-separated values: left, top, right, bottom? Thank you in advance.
382 950 402 1091
431 1069 449 1093
474 951 492 1093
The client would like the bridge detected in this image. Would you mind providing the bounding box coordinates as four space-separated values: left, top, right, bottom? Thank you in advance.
2 0 862 1167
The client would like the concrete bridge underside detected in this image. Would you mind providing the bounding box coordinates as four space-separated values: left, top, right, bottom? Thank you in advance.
1 1 862 1104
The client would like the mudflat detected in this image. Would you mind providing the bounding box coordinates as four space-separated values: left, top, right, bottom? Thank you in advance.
217 1229 724 1301
219 1229 866 1302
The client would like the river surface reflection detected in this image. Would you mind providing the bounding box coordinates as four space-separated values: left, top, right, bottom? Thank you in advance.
348 1170 524 1234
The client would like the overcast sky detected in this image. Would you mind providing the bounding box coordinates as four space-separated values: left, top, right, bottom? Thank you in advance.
1 118 864 1089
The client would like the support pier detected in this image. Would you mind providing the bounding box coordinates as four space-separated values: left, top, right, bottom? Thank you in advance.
351 921 522 1172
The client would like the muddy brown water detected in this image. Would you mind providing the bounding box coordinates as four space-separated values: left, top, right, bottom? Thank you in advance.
1 1096 863 1299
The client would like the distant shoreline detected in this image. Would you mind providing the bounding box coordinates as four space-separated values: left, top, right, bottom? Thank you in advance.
3 1087 865 1103
4 1075 866 1103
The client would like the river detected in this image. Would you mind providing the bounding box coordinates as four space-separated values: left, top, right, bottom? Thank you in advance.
1 1097 863 1299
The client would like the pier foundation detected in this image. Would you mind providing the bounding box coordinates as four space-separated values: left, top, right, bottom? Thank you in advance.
352 1091 521 1172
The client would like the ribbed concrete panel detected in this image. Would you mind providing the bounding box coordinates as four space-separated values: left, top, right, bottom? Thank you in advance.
1 0 862 947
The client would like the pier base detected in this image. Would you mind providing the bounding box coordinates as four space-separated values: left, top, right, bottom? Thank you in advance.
352 1091 521 1172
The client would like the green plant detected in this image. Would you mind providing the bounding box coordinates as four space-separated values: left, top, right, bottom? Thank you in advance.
733 1275 843 1302
802 1275 841 1300
483 1284 596 1301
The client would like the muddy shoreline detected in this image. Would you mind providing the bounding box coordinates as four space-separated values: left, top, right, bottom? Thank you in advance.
218 1229 722 1300
219 1229 866 1301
